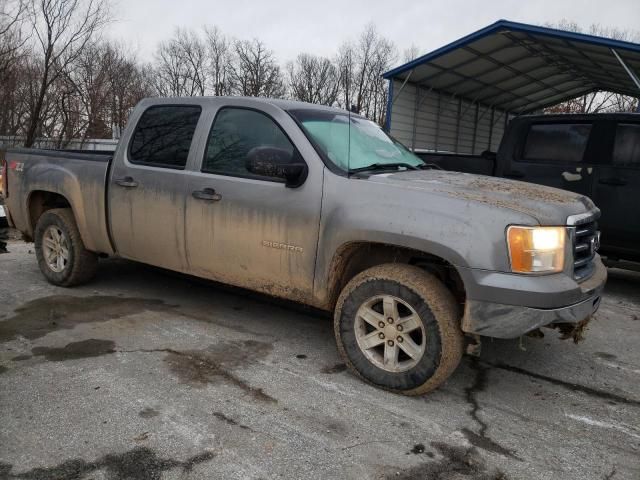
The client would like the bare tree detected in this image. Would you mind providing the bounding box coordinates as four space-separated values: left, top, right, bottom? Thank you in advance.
229 38 285 98
544 20 639 114
336 24 396 123
107 45 151 137
204 25 232 96
23 0 111 147
287 53 338 105
0 0 28 136
403 44 420 63
0 0 27 71
151 28 208 97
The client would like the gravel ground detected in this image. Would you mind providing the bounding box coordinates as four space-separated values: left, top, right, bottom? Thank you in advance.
1 239 639 480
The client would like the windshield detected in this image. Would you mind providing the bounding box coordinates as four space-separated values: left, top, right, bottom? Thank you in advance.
290 109 425 172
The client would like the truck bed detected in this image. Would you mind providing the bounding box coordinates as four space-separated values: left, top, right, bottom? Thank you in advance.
4 147 114 255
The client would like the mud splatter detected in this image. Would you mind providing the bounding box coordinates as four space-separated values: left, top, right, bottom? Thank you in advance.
163 340 275 403
464 359 520 460
386 442 507 480
0 446 215 479
321 363 347 374
31 339 116 362
139 407 159 419
0 295 168 343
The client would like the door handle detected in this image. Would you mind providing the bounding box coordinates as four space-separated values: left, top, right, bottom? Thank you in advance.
192 188 222 202
504 170 525 178
114 176 139 188
598 177 627 186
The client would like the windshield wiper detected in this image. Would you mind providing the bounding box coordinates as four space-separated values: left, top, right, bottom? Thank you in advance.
349 162 420 173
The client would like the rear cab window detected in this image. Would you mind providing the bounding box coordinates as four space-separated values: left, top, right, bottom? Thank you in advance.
612 123 640 167
129 105 202 169
521 123 593 163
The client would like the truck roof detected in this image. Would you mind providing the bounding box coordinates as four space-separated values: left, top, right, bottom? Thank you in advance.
140 96 350 115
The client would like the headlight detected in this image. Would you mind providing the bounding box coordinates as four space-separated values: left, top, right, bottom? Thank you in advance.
507 226 566 273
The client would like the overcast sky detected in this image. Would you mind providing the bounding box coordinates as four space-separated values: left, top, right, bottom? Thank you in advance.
107 0 640 68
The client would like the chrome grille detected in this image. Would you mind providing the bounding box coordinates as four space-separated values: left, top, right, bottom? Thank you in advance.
572 219 598 281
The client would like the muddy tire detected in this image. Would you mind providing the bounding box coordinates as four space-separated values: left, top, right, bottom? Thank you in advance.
34 208 98 287
334 264 463 395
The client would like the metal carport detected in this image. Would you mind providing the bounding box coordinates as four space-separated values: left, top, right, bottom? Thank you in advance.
383 20 640 155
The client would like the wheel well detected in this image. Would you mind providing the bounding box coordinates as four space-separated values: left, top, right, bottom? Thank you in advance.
327 242 466 310
28 191 71 232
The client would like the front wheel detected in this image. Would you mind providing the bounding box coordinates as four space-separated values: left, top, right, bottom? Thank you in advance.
334 264 463 395
34 208 98 287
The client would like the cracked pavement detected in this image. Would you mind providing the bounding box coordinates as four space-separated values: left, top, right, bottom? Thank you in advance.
1 240 639 479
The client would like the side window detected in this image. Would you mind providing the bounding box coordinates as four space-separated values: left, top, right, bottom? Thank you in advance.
522 123 592 163
612 123 640 167
202 108 297 178
129 106 201 169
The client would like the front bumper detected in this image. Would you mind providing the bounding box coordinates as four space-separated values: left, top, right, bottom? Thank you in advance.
461 257 607 339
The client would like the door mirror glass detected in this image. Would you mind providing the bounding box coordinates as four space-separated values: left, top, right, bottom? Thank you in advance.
245 146 307 187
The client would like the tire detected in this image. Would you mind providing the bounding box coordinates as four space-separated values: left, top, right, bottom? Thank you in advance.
334 264 463 395
34 208 98 287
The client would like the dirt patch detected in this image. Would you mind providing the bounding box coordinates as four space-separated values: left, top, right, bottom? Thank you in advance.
138 407 160 419
595 352 617 360
163 340 275 403
321 363 347 374
409 444 426 454
386 442 507 480
0 446 215 479
212 411 251 430
10 354 32 361
0 295 169 343
0 365 7 375
31 339 116 361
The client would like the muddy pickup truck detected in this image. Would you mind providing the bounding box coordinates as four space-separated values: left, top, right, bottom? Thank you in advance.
2 97 607 394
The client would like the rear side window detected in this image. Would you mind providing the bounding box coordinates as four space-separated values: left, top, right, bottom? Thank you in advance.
202 107 296 178
129 106 201 169
612 123 640 167
522 123 592 163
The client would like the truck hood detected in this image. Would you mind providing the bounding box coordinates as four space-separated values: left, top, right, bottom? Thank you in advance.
366 170 597 225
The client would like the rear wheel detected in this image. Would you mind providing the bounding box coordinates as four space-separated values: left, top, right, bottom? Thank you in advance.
34 208 97 287
334 264 463 395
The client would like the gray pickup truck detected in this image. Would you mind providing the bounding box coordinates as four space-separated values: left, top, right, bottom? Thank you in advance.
2 97 607 394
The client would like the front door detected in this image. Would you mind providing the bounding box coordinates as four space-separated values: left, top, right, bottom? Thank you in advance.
109 104 202 272
592 121 640 262
505 120 597 198
184 104 323 301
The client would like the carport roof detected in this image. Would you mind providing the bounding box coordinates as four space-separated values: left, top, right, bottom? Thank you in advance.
383 20 640 113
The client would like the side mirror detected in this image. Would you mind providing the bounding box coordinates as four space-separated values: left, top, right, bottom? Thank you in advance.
245 147 308 188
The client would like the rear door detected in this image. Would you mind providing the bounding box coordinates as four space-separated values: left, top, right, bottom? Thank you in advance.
592 121 640 261
504 120 598 198
183 102 323 302
109 104 202 272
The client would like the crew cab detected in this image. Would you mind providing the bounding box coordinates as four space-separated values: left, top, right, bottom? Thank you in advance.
418 113 640 264
2 97 607 394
